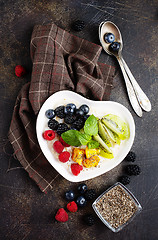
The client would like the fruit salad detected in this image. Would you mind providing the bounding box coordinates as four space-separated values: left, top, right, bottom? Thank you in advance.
43 103 130 176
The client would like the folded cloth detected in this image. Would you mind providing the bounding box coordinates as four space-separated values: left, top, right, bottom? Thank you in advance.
8 23 115 193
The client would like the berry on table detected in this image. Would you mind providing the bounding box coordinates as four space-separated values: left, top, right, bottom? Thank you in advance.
55 106 65 119
125 165 141 176
55 208 68 222
64 103 76 115
76 195 87 207
15 65 26 77
59 137 70 147
48 119 59 130
71 163 83 176
43 130 55 141
83 214 96 226
125 151 136 162
56 123 69 136
65 190 75 201
72 20 85 32
77 183 87 194
45 109 55 119
109 42 120 52
84 189 96 200
119 175 130 185
104 33 115 43
67 201 78 212
79 104 89 115
53 141 64 153
58 151 70 163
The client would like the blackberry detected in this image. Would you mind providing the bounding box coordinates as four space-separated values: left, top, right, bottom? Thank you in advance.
125 165 141 176
55 106 65 119
84 189 96 200
72 20 85 32
119 175 130 185
64 114 77 124
125 151 136 162
56 123 69 136
48 119 59 130
71 118 84 130
83 214 95 226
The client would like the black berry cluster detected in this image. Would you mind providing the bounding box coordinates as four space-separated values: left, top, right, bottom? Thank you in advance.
72 20 85 32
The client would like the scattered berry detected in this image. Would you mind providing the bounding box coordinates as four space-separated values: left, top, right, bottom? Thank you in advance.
85 189 96 200
72 20 85 32
71 118 84 130
126 165 141 176
56 123 69 136
104 33 115 43
83 214 95 226
71 163 83 176
55 106 65 119
53 141 64 153
15 65 26 77
59 137 70 147
43 130 55 141
65 190 75 201
67 201 78 212
55 208 68 222
48 119 59 130
78 183 87 194
59 151 70 163
109 42 120 53
125 151 136 162
64 103 76 114
64 114 77 124
45 109 55 119
76 195 87 207
79 104 89 114
119 175 130 185
75 109 84 117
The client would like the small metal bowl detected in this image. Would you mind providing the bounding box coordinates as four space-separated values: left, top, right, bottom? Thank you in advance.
92 182 142 232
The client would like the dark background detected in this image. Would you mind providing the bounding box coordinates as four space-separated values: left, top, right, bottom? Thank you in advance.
0 0 158 239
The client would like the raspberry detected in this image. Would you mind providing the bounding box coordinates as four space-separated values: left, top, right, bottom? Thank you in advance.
125 151 136 162
67 201 78 212
83 214 95 226
59 151 70 163
125 165 141 176
119 175 130 185
84 189 96 200
55 106 65 119
56 123 69 136
55 208 68 222
15 65 26 77
53 141 64 153
43 130 55 141
59 137 70 147
71 163 83 176
48 119 59 130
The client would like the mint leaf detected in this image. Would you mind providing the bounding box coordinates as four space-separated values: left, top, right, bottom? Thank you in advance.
84 114 98 136
87 140 100 149
61 130 81 147
75 132 92 145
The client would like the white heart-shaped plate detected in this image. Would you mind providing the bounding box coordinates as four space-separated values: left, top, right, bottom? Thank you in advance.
36 90 135 182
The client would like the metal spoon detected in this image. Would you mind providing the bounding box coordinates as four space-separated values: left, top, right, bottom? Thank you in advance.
99 21 151 116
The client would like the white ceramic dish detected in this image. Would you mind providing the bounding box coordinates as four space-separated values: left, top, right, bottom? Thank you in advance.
36 90 135 182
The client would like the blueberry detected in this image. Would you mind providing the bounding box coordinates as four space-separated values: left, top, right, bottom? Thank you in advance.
76 196 87 207
75 109 84 116
79 104 89 115
104 33 115 43
109 42 120 53
45 109 55 119
78 183 87 194
65 190 75 200
64 103 76 114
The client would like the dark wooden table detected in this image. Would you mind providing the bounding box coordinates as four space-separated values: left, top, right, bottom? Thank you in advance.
1 1 158 239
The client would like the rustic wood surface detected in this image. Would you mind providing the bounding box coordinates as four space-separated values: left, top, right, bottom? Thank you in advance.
0 0 158 239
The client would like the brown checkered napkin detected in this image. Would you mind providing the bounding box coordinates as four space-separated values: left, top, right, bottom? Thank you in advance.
8 23 115 193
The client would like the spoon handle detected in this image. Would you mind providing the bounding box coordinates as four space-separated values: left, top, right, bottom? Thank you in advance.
116 57 143 117
120 57 151 112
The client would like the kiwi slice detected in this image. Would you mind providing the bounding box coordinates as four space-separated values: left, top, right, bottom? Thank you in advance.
98 146 114 159
93 135 112 154
98 120 112 147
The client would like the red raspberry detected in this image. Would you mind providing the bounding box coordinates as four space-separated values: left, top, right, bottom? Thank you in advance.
59 137 70 147
71 163 83 176
53 141 64 153
59 151 70 163
55 208 68 222
43 130 55 140
15 65 26 77
67 201 78 212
